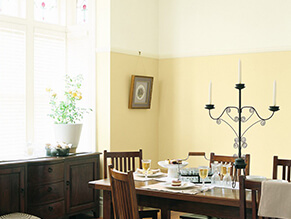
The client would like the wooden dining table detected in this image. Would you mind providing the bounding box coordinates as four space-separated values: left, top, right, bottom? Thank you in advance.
88 178 253 219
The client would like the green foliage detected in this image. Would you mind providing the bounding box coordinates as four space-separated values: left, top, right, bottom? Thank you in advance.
47 74 92 124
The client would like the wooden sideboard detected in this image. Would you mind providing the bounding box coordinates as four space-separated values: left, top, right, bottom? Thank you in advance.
0 152 101 219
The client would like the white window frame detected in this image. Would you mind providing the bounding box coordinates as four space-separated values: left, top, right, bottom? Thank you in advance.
0 0 96 155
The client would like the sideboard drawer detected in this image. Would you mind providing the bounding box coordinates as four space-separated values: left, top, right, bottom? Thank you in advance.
28 200 65 219
28 181 64 205
28 163 64 184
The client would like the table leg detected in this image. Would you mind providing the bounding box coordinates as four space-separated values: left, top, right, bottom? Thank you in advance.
103 190 113 219
160 208 171 219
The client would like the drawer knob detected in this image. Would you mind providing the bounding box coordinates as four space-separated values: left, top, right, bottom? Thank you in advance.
47 187 52 192
48 167 53 173
48 206 53 212
66 181 70 186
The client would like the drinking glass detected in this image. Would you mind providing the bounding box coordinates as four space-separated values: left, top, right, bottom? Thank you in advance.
211 162 221 185
198 166 209 188
221 162 227 178
222 163 232 187
142 159 151 179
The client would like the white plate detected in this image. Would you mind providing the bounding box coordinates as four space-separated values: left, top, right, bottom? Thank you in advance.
134 172 165 178
246 175 267 182
158 160 188 169
164 182 195 189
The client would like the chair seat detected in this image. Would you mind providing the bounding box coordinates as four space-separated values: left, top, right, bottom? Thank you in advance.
0 213 40 219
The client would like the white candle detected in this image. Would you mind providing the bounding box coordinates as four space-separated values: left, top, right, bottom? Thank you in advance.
273 80 276 106
209 81 212 104
238 59 242 84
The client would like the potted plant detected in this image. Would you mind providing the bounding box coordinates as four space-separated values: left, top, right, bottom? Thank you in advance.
46 74 92 153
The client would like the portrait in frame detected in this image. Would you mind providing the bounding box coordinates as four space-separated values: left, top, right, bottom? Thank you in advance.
128 75 154 109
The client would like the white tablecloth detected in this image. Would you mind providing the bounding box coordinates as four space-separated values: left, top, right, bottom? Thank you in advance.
258 180 291 219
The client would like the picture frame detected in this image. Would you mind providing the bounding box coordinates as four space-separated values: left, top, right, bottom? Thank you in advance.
129 75 154 109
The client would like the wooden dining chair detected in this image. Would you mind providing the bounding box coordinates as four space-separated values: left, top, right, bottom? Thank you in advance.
104 150 159 218
103 149 143 179
239 175 262 219
272 156 291 182
109 165 158 219
210 152 250 177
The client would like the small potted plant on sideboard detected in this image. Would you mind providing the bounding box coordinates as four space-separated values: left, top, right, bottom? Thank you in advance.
46 74 92 153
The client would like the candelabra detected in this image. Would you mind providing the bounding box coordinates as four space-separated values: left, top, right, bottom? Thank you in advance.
205 83 279 188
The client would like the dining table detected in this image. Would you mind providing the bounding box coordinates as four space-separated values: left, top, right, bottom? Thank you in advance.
88 177 253 219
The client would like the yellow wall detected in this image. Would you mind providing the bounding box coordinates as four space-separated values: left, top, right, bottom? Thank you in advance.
110 52 160 167
158 51 291 177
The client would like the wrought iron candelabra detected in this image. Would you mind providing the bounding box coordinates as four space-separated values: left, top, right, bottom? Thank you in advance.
205 83 279 187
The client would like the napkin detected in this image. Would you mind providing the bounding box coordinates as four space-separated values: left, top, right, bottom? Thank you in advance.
142 182 214 195
136 168 161 175
258 180 291 218
133 175 152 181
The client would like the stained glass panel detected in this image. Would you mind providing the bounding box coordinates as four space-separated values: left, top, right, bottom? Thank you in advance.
76 0 88 24
34 0 65 25
0 0 25 18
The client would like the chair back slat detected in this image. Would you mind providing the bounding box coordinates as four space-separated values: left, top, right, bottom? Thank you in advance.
119 157 123 172
103 149 143 179
273 156 291 182
282 166 286 180
124 157 127 172
210 153 250 177
132 157 136 171
128 157 131 171
109 165 140 219
116 157 120 170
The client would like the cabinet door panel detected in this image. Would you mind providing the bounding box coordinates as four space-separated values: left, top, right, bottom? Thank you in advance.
0 166 25 214
65 157 98 213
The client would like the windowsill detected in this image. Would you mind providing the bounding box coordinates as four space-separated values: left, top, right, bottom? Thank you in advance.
0 151 92 163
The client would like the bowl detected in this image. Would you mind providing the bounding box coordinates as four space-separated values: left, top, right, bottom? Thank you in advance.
46 147 70 156
246 175 267 182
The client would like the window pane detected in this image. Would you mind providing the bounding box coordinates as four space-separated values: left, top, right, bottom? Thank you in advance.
0 27 26 159
34 32 66 148
0 0 25 18
67 32 94 152
34 0 65 25
76 0 88 24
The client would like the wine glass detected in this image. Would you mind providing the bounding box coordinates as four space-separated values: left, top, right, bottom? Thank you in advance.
221 162 227 178
142 159 151 179
198 166 209 189
211 162 221 185
222 163 232 187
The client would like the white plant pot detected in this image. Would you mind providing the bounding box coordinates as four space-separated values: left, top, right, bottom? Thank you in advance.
54 124 83 153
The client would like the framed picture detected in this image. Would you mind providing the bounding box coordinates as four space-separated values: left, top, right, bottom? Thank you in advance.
129 75 154 109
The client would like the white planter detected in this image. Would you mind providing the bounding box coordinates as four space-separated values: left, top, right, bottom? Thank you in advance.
54 124 83 153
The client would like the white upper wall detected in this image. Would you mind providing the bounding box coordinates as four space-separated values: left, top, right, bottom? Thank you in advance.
110 0 159 58
109 0 291 58
159 0 291 58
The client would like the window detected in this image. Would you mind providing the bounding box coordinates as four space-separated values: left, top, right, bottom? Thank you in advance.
0 26 26 158
34 0 65 25
76 0 88 24
0 1 95 159
0 0 25 18
34 31 66 146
